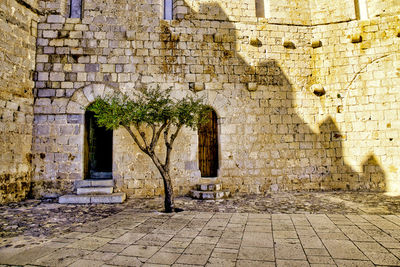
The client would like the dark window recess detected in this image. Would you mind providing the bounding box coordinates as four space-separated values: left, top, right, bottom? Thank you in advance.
164 0 173 20
255 0 265 17
70 0 82 19
198 109 219 177
84 110 113 179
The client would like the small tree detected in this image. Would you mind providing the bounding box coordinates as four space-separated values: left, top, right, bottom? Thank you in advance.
87 87 209 213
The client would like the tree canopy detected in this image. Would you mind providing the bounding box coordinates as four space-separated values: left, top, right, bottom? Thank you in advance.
87 86 210 212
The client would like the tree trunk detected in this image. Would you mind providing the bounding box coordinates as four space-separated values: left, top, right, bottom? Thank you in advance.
161 171 175 213
149 155 175 213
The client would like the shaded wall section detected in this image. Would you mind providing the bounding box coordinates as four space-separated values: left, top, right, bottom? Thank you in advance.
0 0 39 202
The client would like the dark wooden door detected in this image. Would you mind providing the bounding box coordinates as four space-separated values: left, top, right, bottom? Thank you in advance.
198 109 219 177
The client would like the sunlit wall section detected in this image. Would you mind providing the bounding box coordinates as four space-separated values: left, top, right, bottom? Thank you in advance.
306 13 400 193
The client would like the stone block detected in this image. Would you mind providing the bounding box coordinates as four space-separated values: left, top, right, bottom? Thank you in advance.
37 72 49 80
83 85 95 102
66 101 84 114
92 84 105 98
47 15 65 24
75 179 114 188
66 18 81 24
77 187 113 195
59 194 91 204
85 64 100 72
43 30 58 38
36 55 49 63
49 72 65 81
67 114 84 124
90 193 126 204
71 90 89 107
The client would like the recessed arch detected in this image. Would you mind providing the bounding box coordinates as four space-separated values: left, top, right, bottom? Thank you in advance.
66 83 119 114
66 84 119 180
198 107 219 177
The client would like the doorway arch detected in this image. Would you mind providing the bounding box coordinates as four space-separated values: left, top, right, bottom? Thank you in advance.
198 108 219 177
84 108 113 179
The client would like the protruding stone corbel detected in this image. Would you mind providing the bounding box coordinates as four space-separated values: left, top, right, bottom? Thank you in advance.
311 84 326 96
311 39 322 48
126 31 135 41
247 82 258 92
350 33 362 43
189 82 204 92
213 33 223 43
250 37 262 47
283 39 296 49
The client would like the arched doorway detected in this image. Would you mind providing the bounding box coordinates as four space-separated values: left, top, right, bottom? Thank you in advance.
198 108 219 177
84 109 113 179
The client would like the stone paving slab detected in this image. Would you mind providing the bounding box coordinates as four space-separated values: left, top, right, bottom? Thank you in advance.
2 192 400 265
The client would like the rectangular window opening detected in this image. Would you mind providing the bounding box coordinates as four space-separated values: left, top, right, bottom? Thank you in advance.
256 0 270 18
354 0 368 20
70 0 82 19
164 0 173 20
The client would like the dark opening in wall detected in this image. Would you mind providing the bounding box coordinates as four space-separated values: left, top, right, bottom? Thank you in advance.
164 0 173 20
69 0 82 18
255 0 269 18
255 0 265 17
354 0 368 20
84 109 113 179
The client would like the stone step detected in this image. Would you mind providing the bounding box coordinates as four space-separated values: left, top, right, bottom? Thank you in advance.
197 183 222 191
190 189 230 200
77 187 113 195
59 193 126 204
75 179 114 188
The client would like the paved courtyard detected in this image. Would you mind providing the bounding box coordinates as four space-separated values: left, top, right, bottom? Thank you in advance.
2 192 400 266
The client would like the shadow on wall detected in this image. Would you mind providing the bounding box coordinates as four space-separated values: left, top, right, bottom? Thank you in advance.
165 1 387 192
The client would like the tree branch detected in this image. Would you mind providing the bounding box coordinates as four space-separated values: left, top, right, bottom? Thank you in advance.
150 121 168 152
164 124 183 169
169 124 183 147
149 124 156 152
123 125 147 153
133 123 148 148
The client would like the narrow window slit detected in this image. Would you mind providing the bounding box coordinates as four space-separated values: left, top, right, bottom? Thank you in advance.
354 0 368 20
164 0 173 20
256 0 270 18
70 0 82 19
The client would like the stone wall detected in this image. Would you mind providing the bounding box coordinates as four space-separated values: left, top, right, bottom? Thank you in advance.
0 0 38 202
31 0 400 198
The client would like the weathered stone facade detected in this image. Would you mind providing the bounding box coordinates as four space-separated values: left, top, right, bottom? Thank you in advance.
0 0 39 202
1 0 399 201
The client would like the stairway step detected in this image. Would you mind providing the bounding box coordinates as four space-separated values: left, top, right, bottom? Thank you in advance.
59 193 126 204
197 183 222 191
190 190 230 200
77 187 113 195
75 179 114 188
